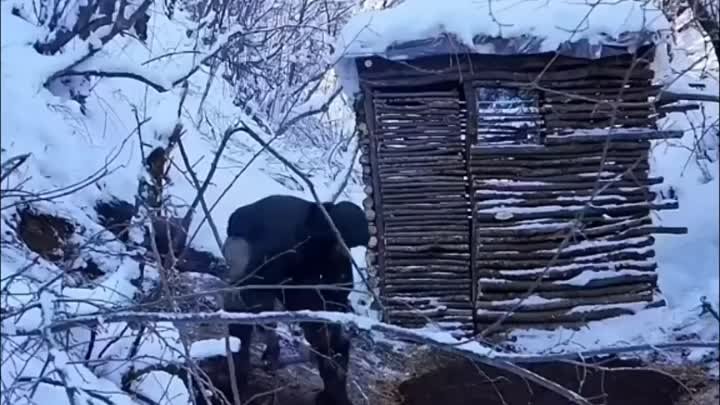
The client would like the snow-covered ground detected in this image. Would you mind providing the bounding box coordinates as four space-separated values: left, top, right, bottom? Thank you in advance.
1 1 365 403
0 0 718 403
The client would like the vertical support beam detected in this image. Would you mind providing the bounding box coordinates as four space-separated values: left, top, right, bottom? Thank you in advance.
360 83 387 320
463 82 479 334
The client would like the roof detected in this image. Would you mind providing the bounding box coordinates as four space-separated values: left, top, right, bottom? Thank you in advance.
334 0 670 61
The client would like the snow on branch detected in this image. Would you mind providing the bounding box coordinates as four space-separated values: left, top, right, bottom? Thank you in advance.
46 27 244 93
656 90 720 105
34 0 153 56
50 69 171 93
7 309 718 405
8 309 717 364
277 87 344 136
0 153 31 183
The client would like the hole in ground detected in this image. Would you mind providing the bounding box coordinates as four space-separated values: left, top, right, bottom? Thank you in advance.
398 356 685 405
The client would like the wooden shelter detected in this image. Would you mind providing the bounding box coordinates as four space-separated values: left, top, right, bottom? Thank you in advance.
344 32 688 335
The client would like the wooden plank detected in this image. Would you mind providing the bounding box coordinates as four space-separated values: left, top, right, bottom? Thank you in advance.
358 49 654 76
472 178 664 192
474 305 649 324
475 283 654 301
476 236 654 259
545 130 684 145
470 155 648 168
364 64 655 83
545 118 655 129
477 273 658 292
474 200 676 221
475 291 654 312
486 262 658 282
470 164 650 178
473 217 654 240
475 194 654 211
474 249 655 270
472 141 651 156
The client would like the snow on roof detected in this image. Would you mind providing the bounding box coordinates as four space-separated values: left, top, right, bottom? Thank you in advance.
332 0 671 96
335 0 670 61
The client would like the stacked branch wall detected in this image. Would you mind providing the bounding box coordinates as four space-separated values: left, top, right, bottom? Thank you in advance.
356 46 684 333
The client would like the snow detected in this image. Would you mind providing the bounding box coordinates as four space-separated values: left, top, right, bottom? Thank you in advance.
189 337 241 359
482 294 557 307
131 371 190 405
334 0 671 94
337 0 669 58
649 22 720 313
557 269 652 286
0 0 718 402
1 2 366 403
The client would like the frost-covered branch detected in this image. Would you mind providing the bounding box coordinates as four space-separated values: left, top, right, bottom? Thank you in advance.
8 310 716 356
51 69 170 93
47 27 245 94
1 130 135 211
176 139 224 251
663 0 719 60
34 0 153 56
656 90 720 105
6 308 718 404
0 153 31 183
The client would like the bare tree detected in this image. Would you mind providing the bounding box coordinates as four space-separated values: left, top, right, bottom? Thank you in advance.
661 0 719 61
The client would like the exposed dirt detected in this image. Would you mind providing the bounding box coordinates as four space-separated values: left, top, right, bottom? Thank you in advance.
188 328 719 405
676 383 719 405
177 270 717 405
17 209 74 261
661 364 719 405
397 355 687 405
192 331 412 405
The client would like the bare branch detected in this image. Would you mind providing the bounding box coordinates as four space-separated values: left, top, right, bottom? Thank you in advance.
51 69 168 92
656 90 720 106
0 153 31 183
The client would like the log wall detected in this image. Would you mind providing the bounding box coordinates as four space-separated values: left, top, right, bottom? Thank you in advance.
355 47 687 334
359 86 474 332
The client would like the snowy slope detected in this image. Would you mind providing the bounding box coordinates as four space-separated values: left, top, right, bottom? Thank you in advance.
0 0 718 404
0 2 367 403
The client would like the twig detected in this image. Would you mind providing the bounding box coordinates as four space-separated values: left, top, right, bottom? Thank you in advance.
700 296 720 322
180 126 241 245
330 134 360 203
488 359 592 405
15 310 719 361
0 153 31 183
14 309 718 403
50 70 167 92
224 334 242 405
177 139 223 251
656 90 720 106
